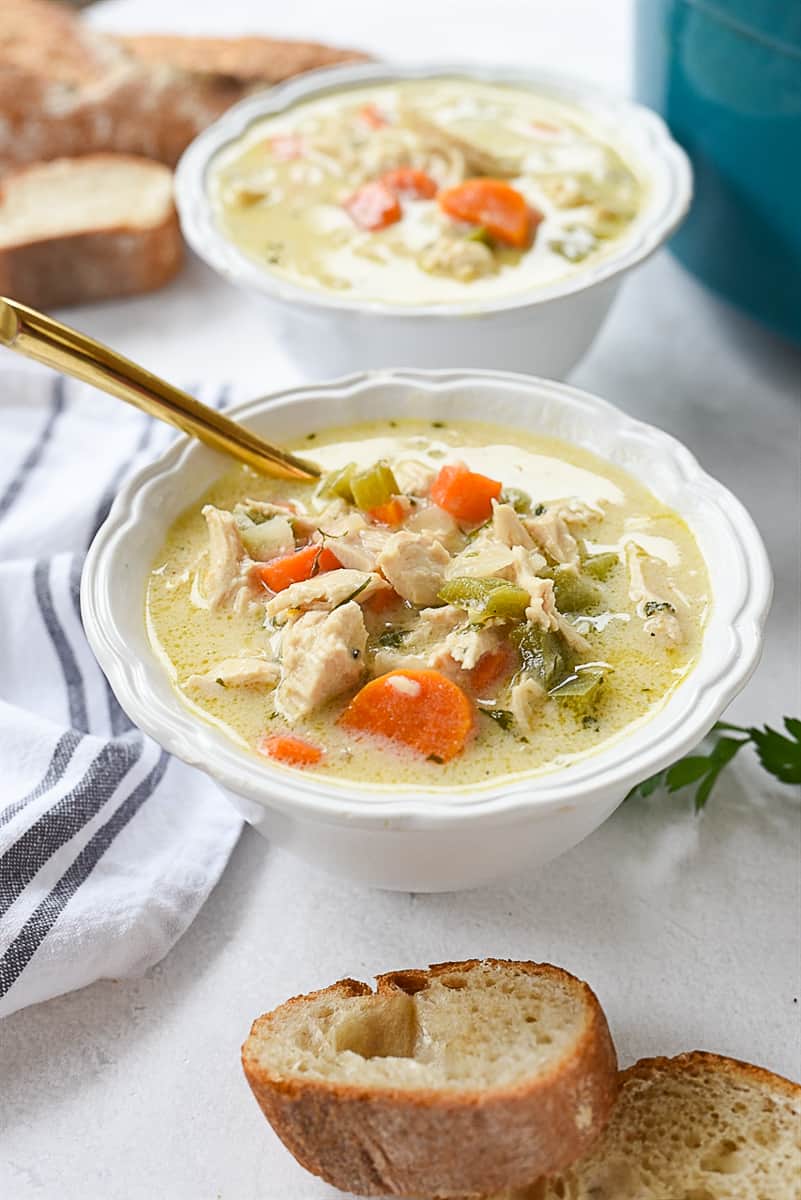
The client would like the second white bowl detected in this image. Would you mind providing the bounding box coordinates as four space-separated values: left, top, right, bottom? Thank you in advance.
175 62 692 379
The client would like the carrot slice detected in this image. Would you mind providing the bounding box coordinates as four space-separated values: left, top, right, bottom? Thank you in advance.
340 669 473 762
430 463 502 524
256 544 341 592
344 181 402 231
359 103 389 129
438 178 540 247
258 732 322 767
380 168 438 200
466 646 516 695
368 498 406 527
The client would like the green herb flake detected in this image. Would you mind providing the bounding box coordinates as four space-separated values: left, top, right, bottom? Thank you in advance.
644 600 676 617
480 707 515 731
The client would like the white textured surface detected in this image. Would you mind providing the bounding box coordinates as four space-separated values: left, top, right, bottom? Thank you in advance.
1 2 800 1198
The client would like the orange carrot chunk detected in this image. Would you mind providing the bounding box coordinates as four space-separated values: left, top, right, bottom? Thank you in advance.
438 178 539 247
340 669 473 762
368 498 406 527
358 102 389 129
258 732 323 767
430 463 502 524
344 181 402 231
380 168 438 200
466 645 516 695
257 544 341 593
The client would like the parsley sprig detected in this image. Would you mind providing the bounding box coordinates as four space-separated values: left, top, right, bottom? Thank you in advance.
627 718 801 812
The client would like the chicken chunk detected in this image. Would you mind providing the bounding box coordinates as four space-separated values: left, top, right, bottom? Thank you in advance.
393 460 436 497
492 500 534 549
438 624 504 672
419 235 496 282
331 526 392 572
625 542 684 645
377 531 451 606
186 657 280 697
200 505 254 612
524 508 581 568
275 602 367 721
447 531 515 580
510 546 559 632
510 676 547 734
370 605 464 677
399 106 520 177
406 503 463 552
264 569 386 623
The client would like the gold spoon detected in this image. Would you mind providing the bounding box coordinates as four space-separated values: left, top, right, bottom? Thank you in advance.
0 297 319 482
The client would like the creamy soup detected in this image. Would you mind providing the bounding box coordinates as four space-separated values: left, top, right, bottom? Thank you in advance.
210 79 645 306
146 420 709 792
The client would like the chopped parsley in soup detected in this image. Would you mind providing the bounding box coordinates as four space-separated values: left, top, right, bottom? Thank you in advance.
147 420 709 790
210 79 645 305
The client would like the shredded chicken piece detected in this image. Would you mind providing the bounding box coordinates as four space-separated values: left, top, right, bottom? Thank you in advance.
625 542 685 645
419 235 496 282
331 526 392 572
555 613 592 656
275 602 367 721
393 460 436 497
186 657 280 697
264 569 386 623
447 533 515 580
199 505 256 612
406 504 463 551
510 546 559 632
377 531 450 606
399 105 520 177
523 500 604 568
510 676 547 734
438 624 504 672
491 500 534 550
371 605 464 677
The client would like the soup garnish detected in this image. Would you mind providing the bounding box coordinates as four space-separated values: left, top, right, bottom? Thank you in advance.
147 420 709 791
211 79 644 305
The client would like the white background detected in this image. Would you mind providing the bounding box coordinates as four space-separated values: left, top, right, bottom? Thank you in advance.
1 2 800 1197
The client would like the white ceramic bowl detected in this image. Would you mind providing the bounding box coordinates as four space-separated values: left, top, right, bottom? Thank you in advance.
82 370 770 892
175 62 692 379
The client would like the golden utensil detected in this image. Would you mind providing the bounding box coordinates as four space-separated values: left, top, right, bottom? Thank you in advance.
0 297 319 481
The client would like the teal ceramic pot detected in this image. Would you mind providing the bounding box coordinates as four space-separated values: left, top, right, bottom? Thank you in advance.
635 0 801 343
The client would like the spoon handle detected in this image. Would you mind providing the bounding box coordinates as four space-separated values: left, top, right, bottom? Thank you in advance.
0 297 319 481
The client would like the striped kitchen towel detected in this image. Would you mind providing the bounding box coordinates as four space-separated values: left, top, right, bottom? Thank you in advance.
0 369 242 1018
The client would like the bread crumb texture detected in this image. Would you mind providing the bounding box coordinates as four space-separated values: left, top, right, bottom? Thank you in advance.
499 1052 801 1200
248 959 590 1090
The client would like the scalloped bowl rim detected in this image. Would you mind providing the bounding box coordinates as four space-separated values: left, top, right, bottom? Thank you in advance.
81 370 771 831
174 59 693 320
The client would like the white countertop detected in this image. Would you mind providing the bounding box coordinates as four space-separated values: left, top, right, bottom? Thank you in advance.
1 2 800 1197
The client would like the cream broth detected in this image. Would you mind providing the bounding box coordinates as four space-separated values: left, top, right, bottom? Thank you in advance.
210 79 645 306
146 420 709 792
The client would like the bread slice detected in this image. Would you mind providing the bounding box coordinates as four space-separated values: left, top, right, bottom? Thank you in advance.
0 155 183 307
496 1051 801 1200
241 959 618 1197
0 0 368 176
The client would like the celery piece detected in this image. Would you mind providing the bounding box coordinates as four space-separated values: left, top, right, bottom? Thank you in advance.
552 566 601 613
500 486 532 514
550 666 604 705
320 462 357 502
438 576 529 622
583 552 618 581
513 625 568 691
465 225 492 246
350 461 399 511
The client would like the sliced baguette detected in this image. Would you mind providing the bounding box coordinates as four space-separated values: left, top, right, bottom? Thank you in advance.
497 1051 801 1200
0 0 368 176
242 959 618 1198
0 155 183 307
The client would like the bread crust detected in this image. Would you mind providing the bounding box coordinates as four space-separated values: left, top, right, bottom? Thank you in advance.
619 1049 801 1100
242 959 619 1197
0 154 183 307
0 2 369 176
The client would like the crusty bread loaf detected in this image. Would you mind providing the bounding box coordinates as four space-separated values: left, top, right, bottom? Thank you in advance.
242 959 618 1198
0 0 368 176
0 155 183 307
496 1051 801 1200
